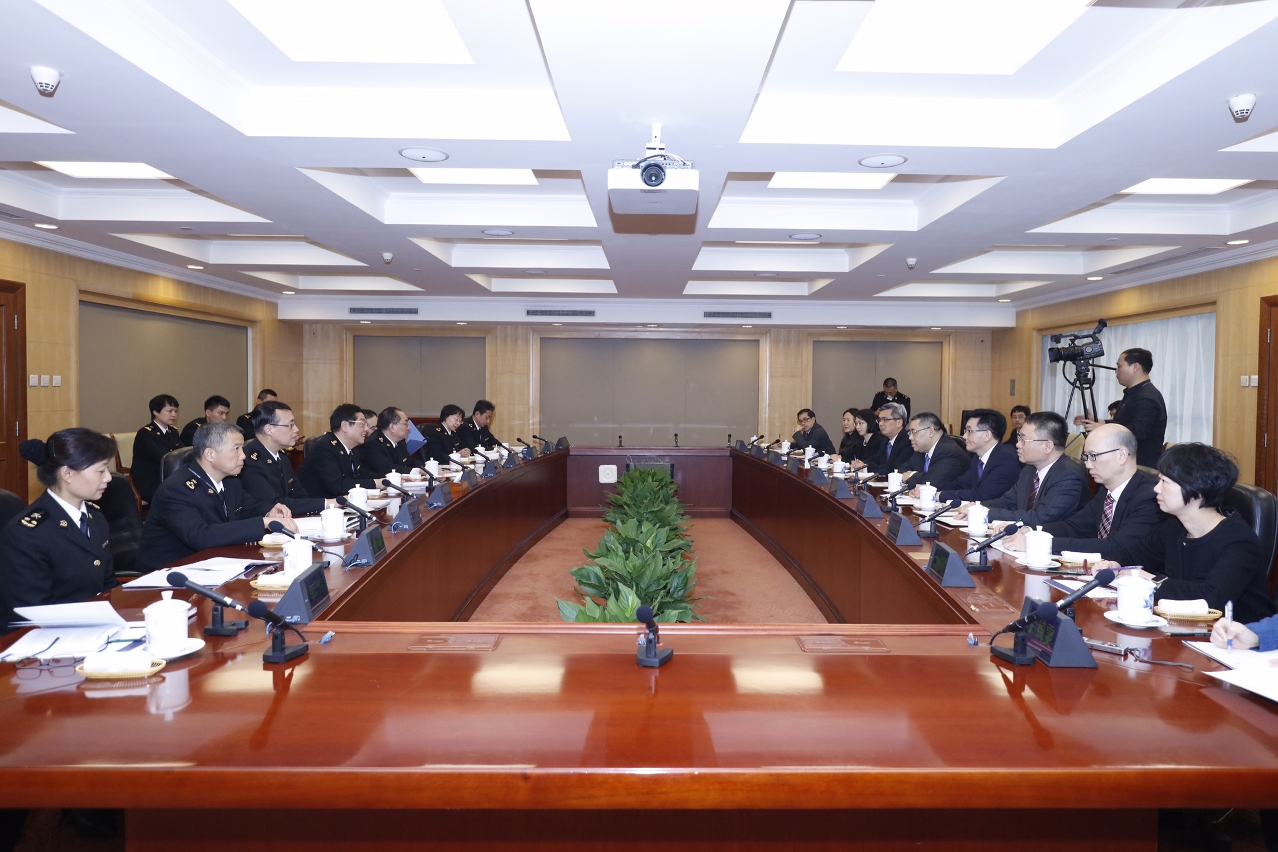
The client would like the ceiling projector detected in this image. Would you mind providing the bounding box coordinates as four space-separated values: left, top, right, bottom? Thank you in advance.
608 124 698 215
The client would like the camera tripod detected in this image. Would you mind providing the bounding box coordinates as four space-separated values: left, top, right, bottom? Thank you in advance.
1060 358 1115 428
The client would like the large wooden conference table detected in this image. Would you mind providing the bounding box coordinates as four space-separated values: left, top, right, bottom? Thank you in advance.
1 447 1276 851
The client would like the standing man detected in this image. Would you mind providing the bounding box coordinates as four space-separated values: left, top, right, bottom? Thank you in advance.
362 407 416 476
937 409 1020 502
852 403 913 475
296 404 381 498
131 394 182 504
1074 347 1167 467
236 389 277 440
179 395 231 447
792 409 836 456
460 400 502 453
240 401 333 516
871 378 911 420
901 412 968 489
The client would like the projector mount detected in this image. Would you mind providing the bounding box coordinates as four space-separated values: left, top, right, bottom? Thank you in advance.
613 124 693 188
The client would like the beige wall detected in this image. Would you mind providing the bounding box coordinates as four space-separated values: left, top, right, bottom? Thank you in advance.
991 256 1278 484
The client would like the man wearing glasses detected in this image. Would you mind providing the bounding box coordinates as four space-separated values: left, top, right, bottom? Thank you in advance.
792 408 836 456
240 401 337 514
936 409 1020 502
851 403 914 475
955 411 1089 528
296 403 382 499
1000 422 1163 558
900 412 969 489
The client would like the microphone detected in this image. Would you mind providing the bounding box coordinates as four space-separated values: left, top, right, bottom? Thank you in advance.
965 521 1022 556
991 599 1059 640
335 495 374 520
516 438 531 449
636 604 658 633
1050 568 1116 612
919 499 960 525
618 434 623 447
383 480 413 498
673 433 678 448
247 598 287 627
635 604 673 667
765 438 781 449
166 571 247 612
532 434 549 443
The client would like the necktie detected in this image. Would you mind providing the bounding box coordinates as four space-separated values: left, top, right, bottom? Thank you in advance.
1027 474 1040 509
924 453 931 473
1097 493 1115 539
976 458 985 480
79 510 90 539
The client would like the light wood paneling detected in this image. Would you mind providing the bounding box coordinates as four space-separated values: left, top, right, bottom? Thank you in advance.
942 331 992 432
488 325 532 445
301 323 350 439
765 328 810 441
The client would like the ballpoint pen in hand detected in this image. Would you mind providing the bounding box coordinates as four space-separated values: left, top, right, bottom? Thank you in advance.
1225 600 1233 649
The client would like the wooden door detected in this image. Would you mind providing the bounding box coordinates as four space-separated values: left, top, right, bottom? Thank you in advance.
0 280 27 502
1257 296 1278 492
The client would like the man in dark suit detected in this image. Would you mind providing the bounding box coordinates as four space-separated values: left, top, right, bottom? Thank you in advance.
361 407 416 476
1073 348 1167 467
131 393 183 503
459 400 502 453
423 404 470 464
792 408 837 456
1001 423 1165 560
901 412 969 489
854 402 914 475
1004 406 1031 448
296 403 381 499
236 389 277 440
963 411 1090 528
870 378 911 421
240 401 331 516
179 395 231 447
938 409 1021 502
136 420 297 572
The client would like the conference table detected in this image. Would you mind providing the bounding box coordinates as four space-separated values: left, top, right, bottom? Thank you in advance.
1 446 1276 851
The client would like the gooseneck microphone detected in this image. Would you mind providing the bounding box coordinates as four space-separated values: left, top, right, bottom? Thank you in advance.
532 434 549 444
166 571 247 612
919 499 960 524
635 604 673 668
383 480 413 499
247 598 287 627
965 521 1023 556
516 438 531 449
1050 568 1116 612
992 599 1058 641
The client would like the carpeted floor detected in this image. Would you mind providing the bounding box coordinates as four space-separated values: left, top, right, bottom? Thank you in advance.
468 517 827 623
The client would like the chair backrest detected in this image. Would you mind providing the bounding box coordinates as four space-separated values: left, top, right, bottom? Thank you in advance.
305 436 323 457
1221 481 1278 587
98 473 144 576
161 447 195 482
0 489 26 530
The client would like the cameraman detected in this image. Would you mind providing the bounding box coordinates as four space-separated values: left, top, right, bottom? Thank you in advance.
1073 347 1167 467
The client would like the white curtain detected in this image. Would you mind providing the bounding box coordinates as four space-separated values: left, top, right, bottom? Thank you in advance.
1040 312 1215 446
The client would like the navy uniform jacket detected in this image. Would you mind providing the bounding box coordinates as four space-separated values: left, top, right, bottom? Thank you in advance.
361 431 415 476
131 421 183 503
235 412 255 441
136 464 270 573
239 439 325 516
422 424 464 464
791 422 837 456
1112 380 1168 468
296 433 377 498
940 442 1021 502
870 391 911 420
0 490 115 629
1042 469 1166 560
867 433 915 476
458 418 500 452
178 417 208 448
982 456 1090 528
906 435 970 490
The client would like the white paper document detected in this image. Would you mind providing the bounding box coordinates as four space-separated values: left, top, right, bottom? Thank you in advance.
1049 578 1118 600
1185 640 1278 670
1205 668 1278 703
12 601 126 628
123 557 271 589
0 625 117 662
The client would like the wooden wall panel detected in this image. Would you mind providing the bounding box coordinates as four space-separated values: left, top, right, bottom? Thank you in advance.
764 328 810 442
488 325 532 446
941 331 992 433
301 323 350 438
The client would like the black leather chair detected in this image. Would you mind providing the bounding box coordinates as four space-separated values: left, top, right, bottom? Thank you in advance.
1222 482 1278 588
305 436 323 457
98 473 144 578
0 489 25 530
160 447 195 482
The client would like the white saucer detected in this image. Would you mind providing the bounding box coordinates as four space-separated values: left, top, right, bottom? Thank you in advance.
304 532 353 543
1019 559 1062 570
146 637 205 661
1104 610 1169 629
870 482 891 489
366 499 391 510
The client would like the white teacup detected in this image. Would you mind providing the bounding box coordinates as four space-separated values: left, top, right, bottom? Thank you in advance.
887 471 903 491
1115 573 1156 623
386 471 402 487
816 456 830 470
347 486 368 509
917 483 937 507
320 506 346 539
283 537 312 575
1023 527 1053 567
832 460 847 474
966 504 989 536
143 591 190 658
425 459 441 478
780 441 792 454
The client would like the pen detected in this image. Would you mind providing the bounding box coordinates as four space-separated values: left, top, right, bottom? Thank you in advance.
1225 601 1233 649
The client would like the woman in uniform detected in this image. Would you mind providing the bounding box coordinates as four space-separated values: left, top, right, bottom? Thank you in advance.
0 429 118 630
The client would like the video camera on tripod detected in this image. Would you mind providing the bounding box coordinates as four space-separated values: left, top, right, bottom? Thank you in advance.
1047 319 1106 365
1048 319 1112 426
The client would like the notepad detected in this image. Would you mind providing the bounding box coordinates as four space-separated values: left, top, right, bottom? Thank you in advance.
12 601 126 628
0 625 117 662
124 557 267 589
1205 668 1278 703
1185 641 1278 670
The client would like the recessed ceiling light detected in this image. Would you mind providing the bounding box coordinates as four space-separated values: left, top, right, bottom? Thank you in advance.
1226 239 1250 245
36 161 174 179
179 226 194 231
359 320 372 324
410 168 537 186
186 264 205 270
282 291 295 295
1105 237 1119 241
998 298 1011 302
647 324 659 328
399 147 449 162
1120 178 1253 195
1086 276 1104 281
742 325 753 328
771 173 895 190
455 322 468 325
930 327 942 330
789 233 822 241
859 154 907 169
836 326 848 329
482 229 514 237
755 272 779 278
552 322 562 326
524 269 546 275
33 223 58 229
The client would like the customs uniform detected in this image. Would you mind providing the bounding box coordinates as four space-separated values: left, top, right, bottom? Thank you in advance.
240 438 325 515
296 432 378 498
360 431 415 477
131 421 183 503
136 464 272 573
458 418 500 453
422 424 463 464
178 417 208 448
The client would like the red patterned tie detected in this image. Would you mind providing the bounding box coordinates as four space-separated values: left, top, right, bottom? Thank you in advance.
1097 493 1115 539
1026 473 1040 509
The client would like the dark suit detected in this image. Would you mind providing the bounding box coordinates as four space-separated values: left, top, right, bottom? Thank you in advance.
906 435 969 490
982 456 1090 528
839 432 885 464
1042 469 1166 560
239 439 325 516
867 433 914 475
1112 380 1167 468
459 418 500 452
136 464 271 573
235 412 255 441
940 442 1021 502
296 433 378 499
131 421 183 503
792 422 836 456
0 491 115 629
361 431 415 476
422 424 464 464
178 417 208 448
870 391 911 420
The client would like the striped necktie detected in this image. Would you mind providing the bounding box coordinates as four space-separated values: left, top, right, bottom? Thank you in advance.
1097 494 1116 539
1026 473 1040 509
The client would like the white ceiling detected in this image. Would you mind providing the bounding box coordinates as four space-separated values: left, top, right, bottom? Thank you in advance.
1 0 1278 329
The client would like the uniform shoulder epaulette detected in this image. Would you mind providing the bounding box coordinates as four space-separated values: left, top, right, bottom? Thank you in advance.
143 424 154 433
250 452 258 460
330 439 338 446
19 509 47 528
86 501 100 510
186 478 198 490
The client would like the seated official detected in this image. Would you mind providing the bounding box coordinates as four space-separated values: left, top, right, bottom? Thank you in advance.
1213 613 1278 653
1095 443 1275 624
901 412 968 489
136 421 297 573
236 389 277 440
1001 423 1164 560
838 408 885 464
131 393 183 503
792 408 837 456
870 378 911 420
936 409 1020 503
423 404 470 464
0 430 118 630
459 400 501 453
296 404 380 499
851 403 914 475
362 407 416 476
241 401 333 516
179 395 231 448
957 411 1089 528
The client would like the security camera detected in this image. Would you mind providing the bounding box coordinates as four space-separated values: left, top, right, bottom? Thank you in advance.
906 257 917 270
1229 94 1257 121
30 66 60 96
382 252 393 264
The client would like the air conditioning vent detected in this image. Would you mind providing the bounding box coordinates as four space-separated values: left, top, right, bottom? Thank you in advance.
704 311 772 319
1110 247 1223 276
526 309 595 317
349 307 419 315
0 210 26 220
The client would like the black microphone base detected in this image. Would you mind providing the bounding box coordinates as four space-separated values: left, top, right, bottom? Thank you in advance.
917 521 939 539
204 604 247 637
990 632 1036 666
263 629 308 664
637 646 673 668
966 550 993 572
